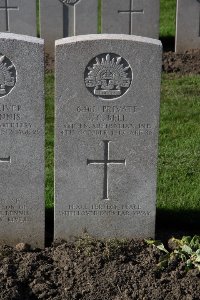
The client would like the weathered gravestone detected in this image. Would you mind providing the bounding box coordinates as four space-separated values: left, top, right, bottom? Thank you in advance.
55 34 162 240
40 0 98 57
0 33 45 248
0 0 36 36
102 0 160 39
176 0 200 52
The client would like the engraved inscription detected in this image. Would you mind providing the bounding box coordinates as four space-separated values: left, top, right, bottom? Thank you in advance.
0 199 30 223
87 140 126 200
0 0 19 31
0 156 10 163
85 53 132 100
0 54 16 97
59 0 80 6
118 0 144 35
58 204 151 217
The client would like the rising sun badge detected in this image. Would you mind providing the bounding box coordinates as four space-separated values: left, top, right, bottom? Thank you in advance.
0 54 16 97
58 0 80 6
84 53 132 100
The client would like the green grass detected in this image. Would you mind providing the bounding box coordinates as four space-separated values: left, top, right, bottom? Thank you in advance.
45 73 54 208
159 0 176 37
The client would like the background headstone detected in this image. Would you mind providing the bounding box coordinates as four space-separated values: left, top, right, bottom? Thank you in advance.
176 0 200 53
0 33 45 248
102 0 160 38
55 34 162 240
40 0 98 57
0 0 36 36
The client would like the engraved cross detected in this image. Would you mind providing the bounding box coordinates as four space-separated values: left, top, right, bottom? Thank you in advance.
0 156 11 163
0 0 19 32
87 141 126 200
118 0 144 35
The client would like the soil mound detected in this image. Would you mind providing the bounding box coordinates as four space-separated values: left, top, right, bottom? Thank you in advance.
0 238 199 300
162 49 200 75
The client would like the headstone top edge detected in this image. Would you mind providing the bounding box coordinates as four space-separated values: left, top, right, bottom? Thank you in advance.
55 34 162 47
0 33 44 45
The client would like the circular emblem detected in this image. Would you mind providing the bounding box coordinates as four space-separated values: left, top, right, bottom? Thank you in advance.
59 0 80 6
0 54 16 98
84 53 132 100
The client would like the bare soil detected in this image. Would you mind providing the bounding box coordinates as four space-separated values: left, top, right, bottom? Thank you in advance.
0 237 199 300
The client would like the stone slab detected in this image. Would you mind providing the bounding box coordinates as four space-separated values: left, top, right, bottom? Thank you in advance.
176 0 200 53
40 0 98 57
0 33 45 248
102 0 160 38
55 34 162 240
0 0 36 36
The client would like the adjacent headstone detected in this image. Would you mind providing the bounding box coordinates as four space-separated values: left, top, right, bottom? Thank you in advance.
102 0 160 39
0 33 45 248
176 0 200 53
55 34 162 240
40 0 98 57
0 0 36 36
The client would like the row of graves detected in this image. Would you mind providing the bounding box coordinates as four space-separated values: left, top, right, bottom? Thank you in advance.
0 0 199 249
0 0 200 54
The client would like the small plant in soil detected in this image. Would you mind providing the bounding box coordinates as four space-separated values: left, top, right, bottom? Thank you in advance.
146 235 200 271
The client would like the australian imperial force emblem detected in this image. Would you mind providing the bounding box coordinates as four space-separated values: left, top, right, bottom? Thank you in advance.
0 54 16 98
58 0 80 6
84 53 132 100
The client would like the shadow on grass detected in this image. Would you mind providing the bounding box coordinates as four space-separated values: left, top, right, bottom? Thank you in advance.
159 36 175 52
45 208 54 247
156 208 200 241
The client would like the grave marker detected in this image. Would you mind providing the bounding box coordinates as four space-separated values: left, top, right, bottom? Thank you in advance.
0 33 45 248
0 0 36 36
176 0 200 52
102 0 160 38
55 34 162 240
40 0 98 57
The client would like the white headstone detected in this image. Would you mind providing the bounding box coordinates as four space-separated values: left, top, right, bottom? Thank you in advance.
0 0 36 36
176 0 200 53
0 33 45 248
102 0 160 39
55 34 162 241
40 0 98 57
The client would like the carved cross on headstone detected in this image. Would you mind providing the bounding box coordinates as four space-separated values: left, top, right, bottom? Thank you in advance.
0 156 11 163
0 0 19 31
87 140 126 200
118 0 144 35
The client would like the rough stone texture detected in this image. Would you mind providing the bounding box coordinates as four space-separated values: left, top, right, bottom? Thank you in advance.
0 33 45 248
40 0 98 57
55 34 162 240
0 0 36 36
102 0 160 39
176 0 200 53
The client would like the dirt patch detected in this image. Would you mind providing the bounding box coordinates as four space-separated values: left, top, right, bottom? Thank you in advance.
0 237 199 300
162 49 200 75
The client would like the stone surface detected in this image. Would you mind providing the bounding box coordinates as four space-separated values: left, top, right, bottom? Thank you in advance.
0 33 45 248
176 0 200 53
102 0 160 38
40 0 98 57
55 34 162 240
0 0 36 36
